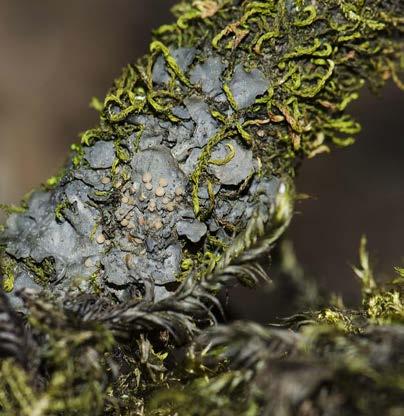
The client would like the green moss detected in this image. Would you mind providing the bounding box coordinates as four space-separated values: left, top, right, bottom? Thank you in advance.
222 83 239 110
44 167 67 190
0 302 114 416
89 96 103 112
0 204 26 215
355 241 404 324
0 256 16 293
80 128 104 146
70 143 85 167
54 200 70 222
89 270 102 295
23 257 56 285
316 308 360 333
191 126 236 216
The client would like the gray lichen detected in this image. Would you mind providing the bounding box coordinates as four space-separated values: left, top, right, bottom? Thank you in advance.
229 64 269 109
2 43 284 307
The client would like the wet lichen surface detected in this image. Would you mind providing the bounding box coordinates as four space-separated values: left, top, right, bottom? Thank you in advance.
2 0 402 307
0 1 403 415
2 50 282 305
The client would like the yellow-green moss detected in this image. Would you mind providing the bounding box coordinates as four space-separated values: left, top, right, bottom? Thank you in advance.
0 256 16 293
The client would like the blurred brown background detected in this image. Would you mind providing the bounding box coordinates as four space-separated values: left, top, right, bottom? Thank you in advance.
0 1 403 315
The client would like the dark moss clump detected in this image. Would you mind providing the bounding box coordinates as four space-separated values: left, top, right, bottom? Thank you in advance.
0 238 403 415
